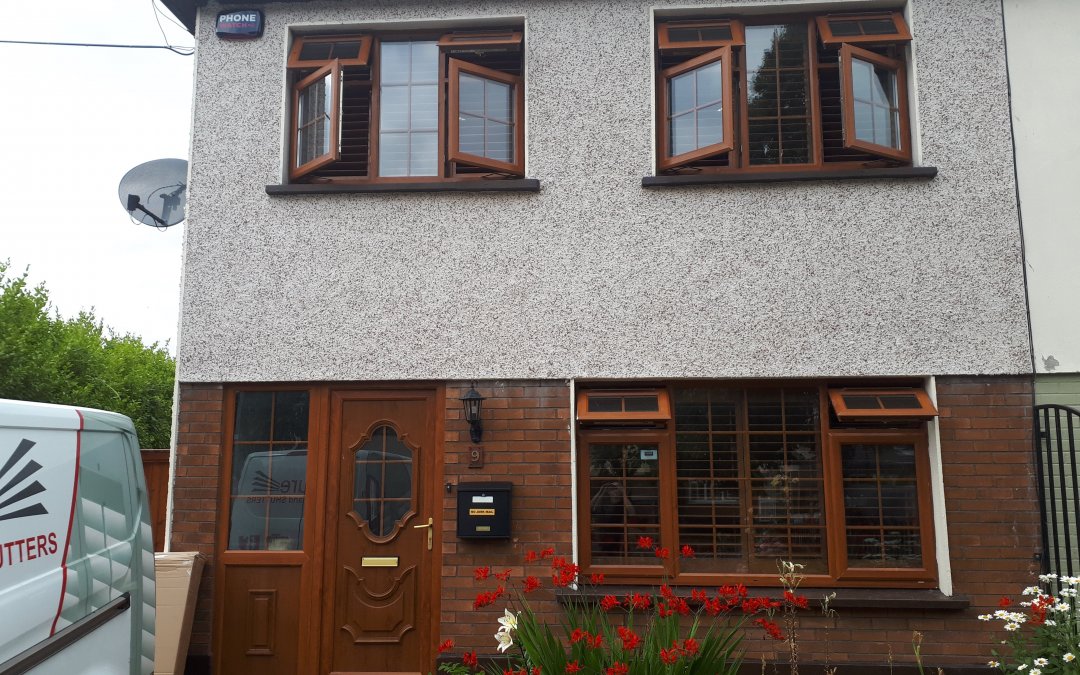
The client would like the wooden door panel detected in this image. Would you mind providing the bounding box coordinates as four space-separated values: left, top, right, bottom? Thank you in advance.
219 565 301 675
325 391 436 674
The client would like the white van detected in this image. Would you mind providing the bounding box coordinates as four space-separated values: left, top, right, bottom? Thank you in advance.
0 399 154 675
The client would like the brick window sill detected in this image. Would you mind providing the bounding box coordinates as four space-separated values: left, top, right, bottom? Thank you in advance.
642 166 938 187
555 586 969 611
266 179 540 195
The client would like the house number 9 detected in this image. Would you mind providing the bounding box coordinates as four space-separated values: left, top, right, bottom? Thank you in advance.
468 446 484 469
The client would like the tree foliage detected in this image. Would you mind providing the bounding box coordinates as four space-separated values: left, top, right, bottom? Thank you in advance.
0 261 175 448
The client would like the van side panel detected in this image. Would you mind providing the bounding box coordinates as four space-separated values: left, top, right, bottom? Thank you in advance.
0 415 81 663
25 608 131 675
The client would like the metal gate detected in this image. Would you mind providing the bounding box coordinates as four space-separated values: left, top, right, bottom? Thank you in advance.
1035 404 1080 577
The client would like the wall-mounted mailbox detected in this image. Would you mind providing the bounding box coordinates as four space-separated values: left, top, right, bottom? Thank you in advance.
457 482 512 539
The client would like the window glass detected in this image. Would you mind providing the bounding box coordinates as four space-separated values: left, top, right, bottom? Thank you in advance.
457 73 513 163
228 391 309 550
668 60 725 156
745 24 810 165
354 425 414 538
379 41 439 177
851 57 900 149
295 72 334 168
841 442 922 567
588 443 661 565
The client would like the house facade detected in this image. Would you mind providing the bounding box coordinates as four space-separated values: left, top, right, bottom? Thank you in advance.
162 0 1040 672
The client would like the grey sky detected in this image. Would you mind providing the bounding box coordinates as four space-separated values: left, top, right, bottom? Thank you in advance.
1 0 194 352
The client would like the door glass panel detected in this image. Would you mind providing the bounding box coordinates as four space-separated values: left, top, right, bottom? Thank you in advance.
354 425 414 538
229 391 310 550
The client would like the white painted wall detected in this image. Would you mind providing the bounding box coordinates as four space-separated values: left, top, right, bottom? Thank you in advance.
1004 0 1080 374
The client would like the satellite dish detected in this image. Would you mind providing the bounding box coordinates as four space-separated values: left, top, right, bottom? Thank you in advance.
118 158 188 228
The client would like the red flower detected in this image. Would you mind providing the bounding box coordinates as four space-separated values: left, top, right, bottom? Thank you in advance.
590 573 605 585
494 585 506 599
660 646 680 665
671 597 691 616
703 598 724 616
636 535 654 550
617 626 642 650
691 588 707 603
523 576 541 593
524 550 538 563
680 544 695 558
590 633 604 649
462 650 478 668
741 596 782 614
682 637 699 655
600 594 621 611
532 669 541 675
570 628 588 644
658 603 673 618
626 592 651 611
437 639 454 654
999 596 1013 608
474 566 490 581
754 617 785 641
654 547 670 560
473 591 497 609
565 661 581 674
784 590 809 610
495 569 513 582
540 547 555 559
660 584 675 600
606 664 629 675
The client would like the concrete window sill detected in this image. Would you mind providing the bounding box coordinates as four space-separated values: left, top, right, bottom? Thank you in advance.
556 586 968 611
642 166 938 187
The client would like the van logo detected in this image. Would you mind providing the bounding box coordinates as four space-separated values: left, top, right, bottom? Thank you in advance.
0 439 48 522
251 470 304 494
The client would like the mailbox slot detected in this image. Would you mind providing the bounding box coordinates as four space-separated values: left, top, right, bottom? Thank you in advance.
457 482 512 539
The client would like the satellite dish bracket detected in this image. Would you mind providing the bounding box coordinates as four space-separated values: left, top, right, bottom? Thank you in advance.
125 194 169 228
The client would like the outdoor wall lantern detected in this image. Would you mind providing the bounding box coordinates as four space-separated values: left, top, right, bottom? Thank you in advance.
460 386 485 443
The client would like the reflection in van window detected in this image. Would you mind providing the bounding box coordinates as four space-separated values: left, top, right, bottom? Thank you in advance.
228 391 309 550
354 425 413 538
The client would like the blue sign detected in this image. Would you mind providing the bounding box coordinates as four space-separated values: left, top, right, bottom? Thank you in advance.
216 10 264 40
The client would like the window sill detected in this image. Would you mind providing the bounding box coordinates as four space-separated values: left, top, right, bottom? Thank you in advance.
265 179 540 195
642 166 937 187
556 586 968 611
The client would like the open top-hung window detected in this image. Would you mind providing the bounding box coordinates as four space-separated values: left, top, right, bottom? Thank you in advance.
287 29 524 182
656 12 912 173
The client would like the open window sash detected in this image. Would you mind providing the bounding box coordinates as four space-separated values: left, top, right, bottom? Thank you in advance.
290 61 342 180
657 19 745 52
816 13 911 47
658 46 734 171
288 34 371 68
447 58 525 176
839 44 911 163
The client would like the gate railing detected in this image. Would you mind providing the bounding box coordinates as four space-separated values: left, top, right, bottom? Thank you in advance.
1035 404 1080 577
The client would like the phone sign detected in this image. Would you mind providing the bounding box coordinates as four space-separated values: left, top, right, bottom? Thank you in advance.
216 10 264 39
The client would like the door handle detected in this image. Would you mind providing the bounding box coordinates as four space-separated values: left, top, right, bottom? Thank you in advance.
413 517 433 550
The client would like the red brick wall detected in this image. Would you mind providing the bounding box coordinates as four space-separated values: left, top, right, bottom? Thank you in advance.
170 383 225 657
439 381 574 650
171 376 1039 670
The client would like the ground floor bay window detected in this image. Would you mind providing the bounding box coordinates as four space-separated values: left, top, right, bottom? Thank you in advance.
576 383 938 588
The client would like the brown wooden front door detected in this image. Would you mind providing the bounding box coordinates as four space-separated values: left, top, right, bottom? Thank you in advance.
322 389 439 674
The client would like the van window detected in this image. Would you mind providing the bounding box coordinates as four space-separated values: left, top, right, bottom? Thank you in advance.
228 391 310 550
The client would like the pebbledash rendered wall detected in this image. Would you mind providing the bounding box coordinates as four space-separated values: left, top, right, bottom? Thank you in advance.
175 0 1030 384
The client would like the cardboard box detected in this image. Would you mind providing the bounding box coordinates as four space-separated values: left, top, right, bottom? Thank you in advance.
154 552 206 675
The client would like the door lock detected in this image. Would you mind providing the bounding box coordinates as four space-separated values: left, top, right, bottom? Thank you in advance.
413 517 433 550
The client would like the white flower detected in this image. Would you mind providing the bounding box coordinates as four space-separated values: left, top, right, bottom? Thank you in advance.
1064 576 1080 586
1018 664 1028 670
988 661 1000 668
1045 619 1057 626
1055 603 1071 612
497 609 518 633
1040 573 1058 582
1062 588 1078 597
494 630 514 653
1023 586 1042 596
1005 623 1021 631
978 614 993 621
1034 658 1048 666
1030 668 1042 675
1065 653 1076 662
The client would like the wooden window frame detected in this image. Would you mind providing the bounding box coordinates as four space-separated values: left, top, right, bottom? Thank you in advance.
826 430 937 583
576 383 938 588
576 388 672 422
658 46 735 171
447 58 525 176
816 12 912 47
657 19 746 51
288 34 372 68
437 31 523 50
839 43 912 163
289 60 342 180
828 387 937 421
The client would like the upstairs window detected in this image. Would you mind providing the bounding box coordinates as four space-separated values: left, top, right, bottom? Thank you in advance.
655 12 912 174
287 29 524 182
